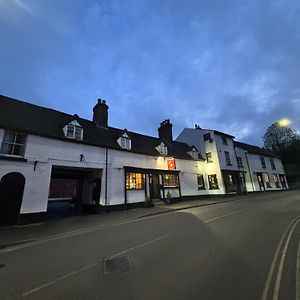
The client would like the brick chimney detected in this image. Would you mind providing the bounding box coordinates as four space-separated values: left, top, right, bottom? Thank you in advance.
158 119 173 142
93 99 108 128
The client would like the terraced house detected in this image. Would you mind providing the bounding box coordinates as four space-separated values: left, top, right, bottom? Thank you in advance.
0 95 288 225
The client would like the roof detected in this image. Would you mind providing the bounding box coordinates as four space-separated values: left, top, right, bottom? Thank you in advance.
211 130 235 138
234 141 279 158
0 95 203 161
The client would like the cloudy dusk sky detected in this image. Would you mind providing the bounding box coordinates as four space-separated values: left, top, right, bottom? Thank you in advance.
0 0 300 145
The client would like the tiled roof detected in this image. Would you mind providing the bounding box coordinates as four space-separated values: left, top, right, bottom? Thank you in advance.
0 95 203 161
234 141 279 158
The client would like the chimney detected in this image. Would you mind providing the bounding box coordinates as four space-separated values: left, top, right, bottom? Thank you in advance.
158 119 173 142
93 99 108 128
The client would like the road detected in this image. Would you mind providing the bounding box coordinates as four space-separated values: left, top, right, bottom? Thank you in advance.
0 191 299 300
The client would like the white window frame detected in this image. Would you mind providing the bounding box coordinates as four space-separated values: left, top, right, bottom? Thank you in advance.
0 131 27 157
156 142 168 156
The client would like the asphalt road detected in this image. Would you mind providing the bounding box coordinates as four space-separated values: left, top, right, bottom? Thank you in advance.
0 191 299 300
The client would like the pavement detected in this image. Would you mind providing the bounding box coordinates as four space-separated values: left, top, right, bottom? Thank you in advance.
0 190 299 300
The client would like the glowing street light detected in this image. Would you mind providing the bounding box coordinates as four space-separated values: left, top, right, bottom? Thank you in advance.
278 118 291 127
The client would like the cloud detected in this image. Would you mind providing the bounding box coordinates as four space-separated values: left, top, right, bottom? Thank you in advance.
0 0 300 146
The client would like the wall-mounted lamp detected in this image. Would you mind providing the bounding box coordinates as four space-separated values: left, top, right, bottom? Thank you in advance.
80 154 85 162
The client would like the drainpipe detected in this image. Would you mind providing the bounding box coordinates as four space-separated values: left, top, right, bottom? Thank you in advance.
245 152 255 192
105 147 108 213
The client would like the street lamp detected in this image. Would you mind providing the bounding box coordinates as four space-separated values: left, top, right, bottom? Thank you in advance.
278 118 291 127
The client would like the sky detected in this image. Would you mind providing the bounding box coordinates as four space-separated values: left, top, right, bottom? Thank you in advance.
0 0 300 145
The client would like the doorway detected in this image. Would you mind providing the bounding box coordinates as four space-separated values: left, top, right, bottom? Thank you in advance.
149 174 160 201
256 173 265 191
0 172 25 225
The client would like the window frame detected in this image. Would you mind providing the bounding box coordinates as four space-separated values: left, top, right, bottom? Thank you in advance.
197 174 206 190
66 124 83 140
126 173 145 190
264 172 272 188
208 174 219 190
273 173 281 188
222 136 228 145
237 156 243 167
206 152 213 163
120 136 131 150
224 151 231 166
270 157 276 170
163 174 179 188
260 156 266 168
0 131 27 158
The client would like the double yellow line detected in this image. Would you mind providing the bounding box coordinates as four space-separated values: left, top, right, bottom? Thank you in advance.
261 216 300 300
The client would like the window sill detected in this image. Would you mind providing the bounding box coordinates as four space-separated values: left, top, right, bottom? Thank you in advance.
0 155 27 162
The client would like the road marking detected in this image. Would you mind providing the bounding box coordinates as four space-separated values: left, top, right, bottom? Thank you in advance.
21 262 97 298
296 242 300 300
6 234 170 299
260 216 300 300
203 208 250 223
272 217 300 300
107 233 171 259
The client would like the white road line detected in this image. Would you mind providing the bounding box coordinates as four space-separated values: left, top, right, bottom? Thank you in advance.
107 233 171 259
203 208 249 223
296 242 300 300
272 218 300 300
261 216 300 300
9 234 170 299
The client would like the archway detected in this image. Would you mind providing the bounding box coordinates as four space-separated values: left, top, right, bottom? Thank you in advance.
0 172 25 225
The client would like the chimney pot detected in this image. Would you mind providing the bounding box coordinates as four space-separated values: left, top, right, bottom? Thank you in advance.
93 98 109 128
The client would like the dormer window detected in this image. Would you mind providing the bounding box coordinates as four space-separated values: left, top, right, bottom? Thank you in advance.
156 142 168 156
63 120 83 140
188 147 199 160
117 132 131 150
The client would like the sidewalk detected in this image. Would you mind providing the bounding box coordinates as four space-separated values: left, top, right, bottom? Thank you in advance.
0 193 256 247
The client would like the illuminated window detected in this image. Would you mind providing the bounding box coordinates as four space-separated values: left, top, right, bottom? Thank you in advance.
163 174 179 187
264 173 271 188
273 173 281 188
206 152 213 163
237 156 243 167
225 151 231 165
208 174 219 189
197 174 205 190
270 158 276 170
0 131 27 157
126 173 144 190
260 156 266 168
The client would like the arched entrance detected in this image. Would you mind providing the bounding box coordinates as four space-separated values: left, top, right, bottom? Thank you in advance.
0 172 25 225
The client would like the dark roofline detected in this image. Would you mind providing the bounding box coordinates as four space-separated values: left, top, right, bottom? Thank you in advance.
0 94 197 161
234 141 279 158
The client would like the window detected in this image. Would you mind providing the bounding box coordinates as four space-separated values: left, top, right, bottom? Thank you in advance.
208 174 219 189
66 124 83 140
260 156 266 168
270 158 276 170
225 151 231 165
237 156 243 167
197 174 205 190
264 173 271 188
189 148 199 160
163 174 179 187
156 142 168 156
0 131 27 157
126 173 144 190
120 136 131 150
222 136 228 145
273 173 281 188
203 133 211 141
206 152 213 163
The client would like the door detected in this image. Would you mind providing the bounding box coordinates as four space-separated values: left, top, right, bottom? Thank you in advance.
223 172 237 194
0 172 25 225
257 173 265 191
279 175 287 189
150 174 160 200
